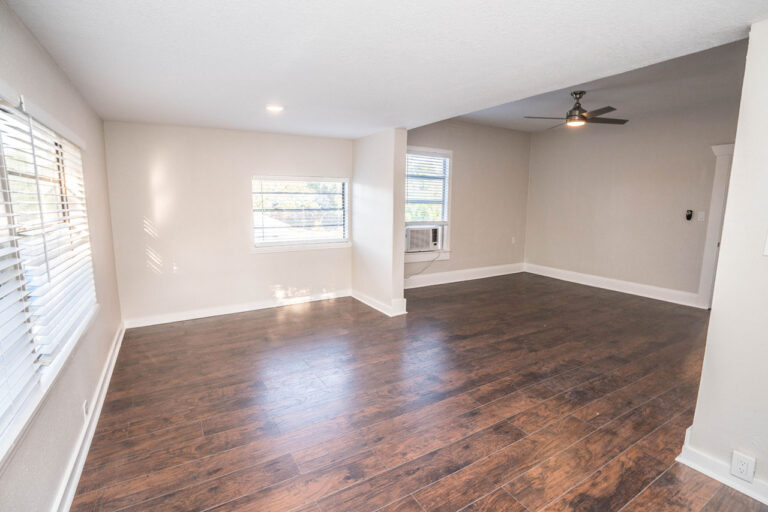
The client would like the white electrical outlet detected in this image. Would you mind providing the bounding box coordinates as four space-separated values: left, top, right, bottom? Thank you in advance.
731 450 756 482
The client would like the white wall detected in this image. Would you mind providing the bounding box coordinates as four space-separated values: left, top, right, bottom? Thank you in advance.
351 128 407 315
682 18 768 498
0 2 123 510
104 122 355 325
525 102 740 294
405 120 530 279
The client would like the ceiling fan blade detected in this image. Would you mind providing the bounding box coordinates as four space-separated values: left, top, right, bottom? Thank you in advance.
524 116 566 120
586 117 628 125
583 106 615 119
545 122 565 130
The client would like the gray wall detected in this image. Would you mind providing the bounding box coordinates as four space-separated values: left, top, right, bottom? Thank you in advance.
525 102 740 293
405 120 530 277
104 121 354 324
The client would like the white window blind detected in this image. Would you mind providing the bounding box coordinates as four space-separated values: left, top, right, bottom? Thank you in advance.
252 177 349 246
0 100 96 444
405 151 449 223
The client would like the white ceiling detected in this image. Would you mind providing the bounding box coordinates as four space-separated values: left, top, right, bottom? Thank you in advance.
6 0 768 138
458 40 748 131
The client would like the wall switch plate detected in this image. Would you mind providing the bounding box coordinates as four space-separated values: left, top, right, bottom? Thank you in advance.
511 237 516 245
697 211 706 222
764 232 768 256
731 450 756 482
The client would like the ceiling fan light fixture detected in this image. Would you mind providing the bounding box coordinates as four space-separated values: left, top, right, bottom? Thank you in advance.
566 114 585 127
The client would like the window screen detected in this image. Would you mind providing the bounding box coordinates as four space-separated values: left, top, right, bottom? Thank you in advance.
252 178 348 246
405 151 449 223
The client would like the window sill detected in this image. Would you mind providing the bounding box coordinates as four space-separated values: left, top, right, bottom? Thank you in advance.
405 251 450 263
252 241 352 254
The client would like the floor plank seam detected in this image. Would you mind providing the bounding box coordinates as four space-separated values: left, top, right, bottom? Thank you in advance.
505 489 533 511
455 487 504 511
694 488 722 512
409 493 428 511
615 464 675 512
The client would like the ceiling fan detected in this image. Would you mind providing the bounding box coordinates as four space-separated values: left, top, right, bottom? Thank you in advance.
525 91 628 127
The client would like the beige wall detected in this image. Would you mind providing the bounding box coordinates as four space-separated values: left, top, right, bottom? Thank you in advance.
525 102 740 293
351 128 407 314
104 122 355 324
687 18 768 488
405 121 530 276
0 2 122 510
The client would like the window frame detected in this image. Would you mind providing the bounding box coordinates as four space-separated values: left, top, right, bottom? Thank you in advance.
250 175 351 252
0 99 98 466
405 146 452 262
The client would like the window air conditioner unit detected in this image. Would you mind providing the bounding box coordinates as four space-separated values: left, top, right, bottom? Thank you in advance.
406 226 442 252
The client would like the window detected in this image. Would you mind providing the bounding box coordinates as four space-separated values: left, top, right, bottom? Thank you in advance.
252 177 349 247
0 100 96 454
405 149 450 224
405 148 451 261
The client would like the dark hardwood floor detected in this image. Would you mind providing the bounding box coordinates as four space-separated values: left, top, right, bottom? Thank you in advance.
72 273 767 511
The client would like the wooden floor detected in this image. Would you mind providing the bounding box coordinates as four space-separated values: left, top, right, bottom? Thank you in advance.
72 274 767 512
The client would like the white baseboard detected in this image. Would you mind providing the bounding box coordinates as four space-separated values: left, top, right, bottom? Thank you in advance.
351 290 407 317
678 428 768 505
55 323 126 512
404 263 525 289
523 263 708 309
124 290 352 328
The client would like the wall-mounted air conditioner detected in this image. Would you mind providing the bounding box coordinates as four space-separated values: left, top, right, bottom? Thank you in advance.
405 226 442 252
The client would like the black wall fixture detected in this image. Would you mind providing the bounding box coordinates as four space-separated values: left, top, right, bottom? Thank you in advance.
686 209 693 221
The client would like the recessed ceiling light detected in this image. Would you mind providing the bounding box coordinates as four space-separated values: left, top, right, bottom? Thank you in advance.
266 104 284 113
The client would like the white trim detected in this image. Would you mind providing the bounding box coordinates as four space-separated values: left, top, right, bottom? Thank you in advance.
404 251 450 263
404 263 524 289
0 79 87 150
678 428 768 506
697 144 735 308
124 290 352 328
406 146 453 159
523 263 707 308
350 291 407 317
711 143 735 157
252 175 349 183
251 241 351 253
54 323 125 512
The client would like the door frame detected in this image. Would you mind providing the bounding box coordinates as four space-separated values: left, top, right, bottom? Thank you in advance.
697 143 734 308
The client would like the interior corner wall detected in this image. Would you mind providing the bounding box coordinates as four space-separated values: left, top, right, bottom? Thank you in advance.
404 120 530 279
524 101 740 295
683 17 768 497
351 128 407 315
0 1 123 510
103 122 355 325
391 128 407 307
